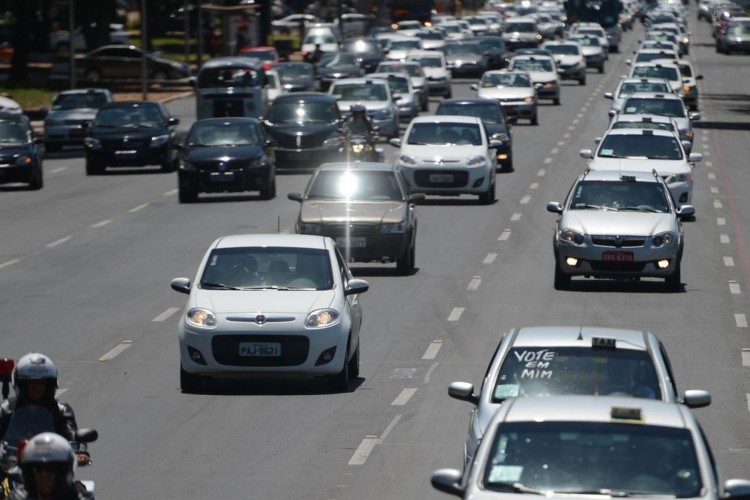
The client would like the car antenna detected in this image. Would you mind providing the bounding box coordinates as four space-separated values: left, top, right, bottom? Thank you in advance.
577 303 587 340
277 216 281 234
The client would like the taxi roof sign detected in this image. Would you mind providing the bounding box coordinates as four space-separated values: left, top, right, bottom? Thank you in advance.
611 406 642 421
592 336 617 348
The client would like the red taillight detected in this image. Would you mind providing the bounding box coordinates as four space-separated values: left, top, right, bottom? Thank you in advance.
0 358 14 378
17 439 27 462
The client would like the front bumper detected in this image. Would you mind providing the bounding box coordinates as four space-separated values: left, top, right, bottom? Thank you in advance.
310 224 411 262
0 163 39 184
555 239 681 279
584 53 605 68
86 145 171 167
179 165 272 194
425 77 451 95
400 163 493 195
558 64 587 80
497 100 536 119
535 82 560 99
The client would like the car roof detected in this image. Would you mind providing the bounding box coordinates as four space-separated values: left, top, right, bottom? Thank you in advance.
272 92 337 103
316 162 399 172
613 113 674 123
202 57 264 70
580 169 662 183
330 77 389 86
405 50 444 58
624 91 683 100
505 16 536 22
410 115 483 124
101 100 160 109
439 98 500 106
212 234 331 250
191 117 261 126
510 326 651 350
603 127 677 137
499 395 691 427
55 88 112 96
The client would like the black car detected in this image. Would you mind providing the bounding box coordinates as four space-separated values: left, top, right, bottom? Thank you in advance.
84 100 180 175
316 52 364 91
264 93 344 170
0 117 43 190
341 38 385 73
435 98 515 172
273 62 318 92
475 36 511 69
443 41 490 77
78 45 191 83
177 118 276 203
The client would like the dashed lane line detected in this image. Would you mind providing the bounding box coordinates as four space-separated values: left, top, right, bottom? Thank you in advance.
0 259 20 270
725 256 735 267
99 341 133 362
730 281 742 295
721 234 731 244
467 276 482 291
544 157 553 164
550 147 559 154
718 217 726 226
153 307 180 322
708 172 717 180
46 235 72 248
49 167 67 174
530 183 539 190
483 253 497 264
90 220 111 229
510 213 522 221
349 415 402 465
164 189 178 196
736 314 748 328
423 340 443 360
711 187 719 194
447 307 464 322
742 349 750 367
128 203 149 213
391 388 418 406
706 161 714 168
520 195 531 204
714 200 724 209
498 229 511 241
424 362 438 384
537 169 546 177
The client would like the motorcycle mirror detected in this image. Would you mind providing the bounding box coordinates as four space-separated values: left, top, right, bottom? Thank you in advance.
76 428 98 444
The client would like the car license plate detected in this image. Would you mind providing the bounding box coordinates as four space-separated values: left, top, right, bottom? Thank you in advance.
115 150 137 155
239 342 281 357
430 173 454 183
210 172 235 182
336 237 366 248
602 251 634 262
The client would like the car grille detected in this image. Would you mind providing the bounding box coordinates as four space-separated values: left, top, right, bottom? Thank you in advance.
322 223 380 237
212 334 309 366
414 170 469 188
100 137 148 148
193 158 251 172
274 134 325 149
590 261 647 272
63 119 87 125
591 236 645 248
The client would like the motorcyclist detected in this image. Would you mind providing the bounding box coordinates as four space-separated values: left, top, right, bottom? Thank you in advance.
14 432 88 500
308 43 324 65
0 354 90 466
347 104 374 140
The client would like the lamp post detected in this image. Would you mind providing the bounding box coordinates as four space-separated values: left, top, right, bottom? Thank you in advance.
141 0 148 99
69 0 75 89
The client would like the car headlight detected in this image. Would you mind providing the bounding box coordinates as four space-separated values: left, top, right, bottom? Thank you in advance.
381 221 407 234
681 37 689 44
323 134 342 147
576 60 586 68
491 132 510 142
652 231 677 247
305 308 340 328
669 172 692 183
84 137 101 149
467 155 486 166
352 143 365 153
14 155 32 167
300 223 323 234
559 229 585 245
180 159 195 171
399 154 416 165
150 134 169 147
523 96 535 103
186 307 217 328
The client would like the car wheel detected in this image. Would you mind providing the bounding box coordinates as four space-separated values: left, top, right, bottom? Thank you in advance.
554 258 570 290
479 180 495 205
501 156 514 172
85 158 104 175
531 112 539 125
180 365 203 393
598 64 605 74
396 242 414 275
348 342 360 380
45 142 61 153
259 174 276 200
665 262 682 293
161 156 177 173
85 68 102 83
579 76 586 85
553 96 561 105
178 176 198 203
421 97 429 112
444 87 452 99
328 338 351 392
28 168 43 190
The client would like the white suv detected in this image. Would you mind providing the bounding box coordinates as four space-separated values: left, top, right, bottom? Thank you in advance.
406 50 453 98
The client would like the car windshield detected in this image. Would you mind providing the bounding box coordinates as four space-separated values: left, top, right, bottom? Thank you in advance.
483 422 702 497
343 40 379 53
417 31 444 40
492 346 663 402
389 39 421 50
578 28 604 37
408 55 441 68
187 121 262 147
376 75 408 93
632 66 679 82
51 92 108 111
197 67 263 88
635 51 677 63
504 22 536 32
611 121 675 132
437 103 502 124
95 106 162 127
444 42 481 55
307 170 403 201
331 83 387 101
243 49 275 61
200 247 333 290
728 24 750 36
623 98 685 117
0 121 27 145
618 81 670 96
268 101 336 124
274 64 314 79
677 63 693 78
597 134 683 160
304 33 335 44
545 45 579 55
574 36 601 47
407 122 482 145
319 53 359 68
570 180 671 212
482 72 531 87
512 58 554 72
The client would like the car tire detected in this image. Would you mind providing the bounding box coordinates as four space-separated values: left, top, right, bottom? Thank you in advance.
178 176 198 203
444 87 452 99
501 156 514 172
553 96 561 105
161 156 178 173
85 68 102 83
85 158 104 175
554 259 570 290
665 262 682 293
28 168 43 190
45 142 61 153
598 64 605 74
259 174 276 200
328 338 351 392
531 112 539 125
348 342 360 380
396 242 414 275
180 365 202 393
579 76 586 85
479 180 495 205
421 98 429 112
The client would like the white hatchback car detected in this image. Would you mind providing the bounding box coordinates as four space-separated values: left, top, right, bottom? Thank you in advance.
390 115 500 204
171 234 369 393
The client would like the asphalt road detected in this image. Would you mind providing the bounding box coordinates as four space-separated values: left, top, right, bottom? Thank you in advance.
1 7 749 499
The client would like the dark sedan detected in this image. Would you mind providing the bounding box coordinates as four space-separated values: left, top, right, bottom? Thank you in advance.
475 36 511 70
273 62 318 92
316 52 364 91
342 38 385 73
83 100 180 175
264 93 345 170
0 117 43 190
436 98 516 172
177 118 276 203
78 45 191 83
443 41 490 77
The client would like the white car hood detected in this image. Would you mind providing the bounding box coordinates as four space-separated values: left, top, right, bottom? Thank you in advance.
401 143 486 161
422 67 449 79
477 87 535 100
524 69 558 83
192 289 335 315
588 157 691 175
561 211 675 236
581 46 603 57
553 54 583 65
336 100 390 113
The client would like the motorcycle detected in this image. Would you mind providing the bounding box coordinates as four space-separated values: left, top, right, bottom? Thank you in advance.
345 132 384 163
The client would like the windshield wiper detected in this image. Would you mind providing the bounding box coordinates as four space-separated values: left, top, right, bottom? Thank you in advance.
618 206 660 212
201 282 241 290
240 285 292 291
512 483 551 495
579 203 617 211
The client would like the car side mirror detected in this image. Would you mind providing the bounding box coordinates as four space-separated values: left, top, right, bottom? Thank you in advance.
389 137 401 147
682 389 711 408
470 83 478 90
344 278 369 296
677 204 695 218
594 137 602 145
604 92 614 99
696 74 703 80
265 139 278 147
489 139 503 149
608 109 617 117
580 149 594 159
723 479 750 499
170 277 191 294
546 201 563 214
408 192 425 203
688 152 703 163
431 469 464 497
448 381 479 405
508 115 517 125
625 59 632 65
689 112 701 121
168 117 180 126
287 192 304 203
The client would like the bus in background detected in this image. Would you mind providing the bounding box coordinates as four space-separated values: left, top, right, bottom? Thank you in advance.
391 0 436 25
195 57 268 120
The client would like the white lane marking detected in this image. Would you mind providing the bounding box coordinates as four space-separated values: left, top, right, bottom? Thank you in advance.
557 141 565 146
530 182 539 190
423 340 443 359
714 200 723 209
706 161 714 168
99 341 133 362
742 349 750 367
0 259 20 269
544 157 553 164
483 253 497 264
55 388 68 398
736 314 748 328
164 189 178 196
90 220 111 228
746 394 750 413
576 113 584 119
707 172 716 180
550 147 559 154
563 133 571 139
725 256 735 267
49 167 67 174
128 203 149 213
703 151 712 157
349 436 379 465
153 307 180 322
537 169 546 177
378 415 401 443
46 235 72 248
424 362 439 384
581 106 588 112
447 307 464 322
520 195 531 204
717 217 726 226
498 229 511 241
391 388 418 406
730 281 741 294
710 187 719 194
572 119 580 125
467 276 482 291
567 125 575 130
510 213 522 221
721 234 731 244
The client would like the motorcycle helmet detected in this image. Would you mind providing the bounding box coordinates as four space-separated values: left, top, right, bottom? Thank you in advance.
350 104 367 119
13 353 58 402
20 432 76 497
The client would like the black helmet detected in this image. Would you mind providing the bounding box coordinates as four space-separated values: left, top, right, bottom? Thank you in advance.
350 104 367 117
20 432 76 497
